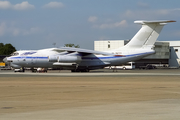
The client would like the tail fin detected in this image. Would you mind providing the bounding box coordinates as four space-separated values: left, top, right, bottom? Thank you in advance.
125 20 176 49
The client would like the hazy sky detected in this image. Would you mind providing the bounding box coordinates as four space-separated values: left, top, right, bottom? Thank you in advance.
0 0 180 50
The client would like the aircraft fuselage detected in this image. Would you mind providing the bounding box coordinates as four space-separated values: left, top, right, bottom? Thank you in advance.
5 48 154 70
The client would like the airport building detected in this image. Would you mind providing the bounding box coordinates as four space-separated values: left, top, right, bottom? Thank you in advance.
165 41 180 67
94 40 180 68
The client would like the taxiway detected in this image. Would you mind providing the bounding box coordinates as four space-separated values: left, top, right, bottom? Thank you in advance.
0 69 180 120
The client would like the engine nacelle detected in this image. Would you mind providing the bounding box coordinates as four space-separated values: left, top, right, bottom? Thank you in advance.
48 55 58 62
58 55 82 63
48 55 82 63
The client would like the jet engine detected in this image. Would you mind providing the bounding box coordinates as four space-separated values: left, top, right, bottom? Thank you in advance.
48 55 58 62
48 55 82 63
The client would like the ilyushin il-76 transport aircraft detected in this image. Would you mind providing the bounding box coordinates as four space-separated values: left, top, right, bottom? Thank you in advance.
3 20 175 72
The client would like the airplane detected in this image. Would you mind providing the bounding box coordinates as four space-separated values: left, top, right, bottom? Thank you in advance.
3 20 176 72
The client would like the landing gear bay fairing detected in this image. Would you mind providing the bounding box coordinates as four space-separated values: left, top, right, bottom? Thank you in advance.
3 20 175 72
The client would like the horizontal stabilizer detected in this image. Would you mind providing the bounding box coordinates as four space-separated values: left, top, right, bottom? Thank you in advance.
134 20 176 24
124 20 176 49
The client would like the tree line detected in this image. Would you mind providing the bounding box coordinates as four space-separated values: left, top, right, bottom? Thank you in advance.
0 43 16 55
64 44 80 48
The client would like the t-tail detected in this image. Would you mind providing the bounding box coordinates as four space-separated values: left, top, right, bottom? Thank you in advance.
124 20 176 49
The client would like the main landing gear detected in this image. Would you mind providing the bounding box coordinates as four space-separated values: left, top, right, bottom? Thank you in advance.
71 69 90 72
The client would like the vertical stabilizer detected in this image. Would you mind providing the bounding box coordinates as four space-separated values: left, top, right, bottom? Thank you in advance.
125 20 176 49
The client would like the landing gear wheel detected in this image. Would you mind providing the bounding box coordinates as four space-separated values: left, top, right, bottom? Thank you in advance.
81 69 89 72
71 69 89 72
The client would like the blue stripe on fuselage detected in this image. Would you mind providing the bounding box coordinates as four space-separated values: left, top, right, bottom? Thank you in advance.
10 56 48 59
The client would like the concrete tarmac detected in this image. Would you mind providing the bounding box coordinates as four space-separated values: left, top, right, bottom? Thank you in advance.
0 69 180 120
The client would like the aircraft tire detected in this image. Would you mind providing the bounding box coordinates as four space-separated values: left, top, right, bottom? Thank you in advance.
71 69 89 72
80 69 89 72
71 69 80 72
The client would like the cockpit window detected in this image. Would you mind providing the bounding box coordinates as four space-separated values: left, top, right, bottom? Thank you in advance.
10 52 19 56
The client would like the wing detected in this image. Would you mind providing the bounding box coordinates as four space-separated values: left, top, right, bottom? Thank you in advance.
53 47 114 56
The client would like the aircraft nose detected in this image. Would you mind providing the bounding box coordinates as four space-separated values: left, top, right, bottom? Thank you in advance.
3 57 7 63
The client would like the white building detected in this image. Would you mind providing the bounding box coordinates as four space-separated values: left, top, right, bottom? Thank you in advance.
94 40 180 68
94 40 128 51
162 41 180 67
